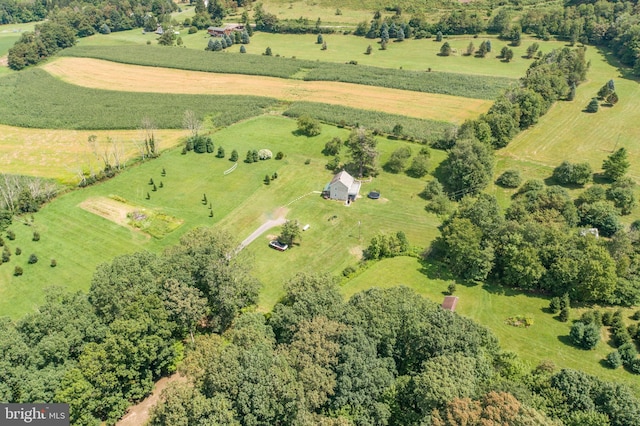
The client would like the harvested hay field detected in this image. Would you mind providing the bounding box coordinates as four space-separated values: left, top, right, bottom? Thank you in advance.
43 58 492 124
0 125 184 184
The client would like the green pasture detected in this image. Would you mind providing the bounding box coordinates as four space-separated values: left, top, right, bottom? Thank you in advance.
0 115 442 318
343 256 640 396
496 45 640 220
259 0 388 26
75 30 569 79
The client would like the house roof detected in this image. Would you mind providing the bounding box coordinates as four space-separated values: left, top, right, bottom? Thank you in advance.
442 296 459 312
330 170 354 188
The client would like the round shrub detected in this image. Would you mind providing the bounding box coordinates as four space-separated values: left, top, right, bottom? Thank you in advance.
13 266 23 276
258 149 273 160
32 231 40 241
632 309 640 321
188 26 198 34
447 282 456 295
15 247 21 255
496 169 522 188
28 253 38 264
606 351 622 369
275 151 284 160
342 265 356 277
6 230 15 240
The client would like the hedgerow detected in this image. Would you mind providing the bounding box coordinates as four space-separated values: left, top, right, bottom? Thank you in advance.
284 102 452 142
0 69 278 129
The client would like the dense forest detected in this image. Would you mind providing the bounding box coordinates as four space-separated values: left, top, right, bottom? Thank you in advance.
1 227 639 425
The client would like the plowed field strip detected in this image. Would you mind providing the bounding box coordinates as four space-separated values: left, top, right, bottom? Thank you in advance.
43 58 492 124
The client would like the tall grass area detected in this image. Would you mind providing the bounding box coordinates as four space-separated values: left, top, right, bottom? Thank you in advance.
342 256 640 397
0 68 278 129
284 101 452 142
61 44 515 99
0 116 443 318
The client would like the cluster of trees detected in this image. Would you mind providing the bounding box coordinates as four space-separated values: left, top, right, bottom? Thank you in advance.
7 21 75 70
434 183 640 305
436 47 588 199
148 279 640 425
320 128 379 178
364 231 409 260
0 228 260 424
384 146 430 177
185 135 214 154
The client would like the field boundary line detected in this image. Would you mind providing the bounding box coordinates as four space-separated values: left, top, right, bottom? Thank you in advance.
223 162 238 175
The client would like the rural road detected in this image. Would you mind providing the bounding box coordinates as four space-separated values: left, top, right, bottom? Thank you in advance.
116 373 186 426
236 216 287 252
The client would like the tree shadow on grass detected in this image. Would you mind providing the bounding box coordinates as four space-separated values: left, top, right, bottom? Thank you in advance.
557 334 574 347
595 46 640 82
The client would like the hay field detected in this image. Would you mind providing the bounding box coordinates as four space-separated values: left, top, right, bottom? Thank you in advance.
43 57 492 124
0 125 184 184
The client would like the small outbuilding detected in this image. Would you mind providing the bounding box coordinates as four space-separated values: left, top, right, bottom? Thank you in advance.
324 171 361 201
441 296 459 312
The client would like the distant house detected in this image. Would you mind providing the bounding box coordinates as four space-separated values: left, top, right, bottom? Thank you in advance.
324 171 361 202
207 24 245 37
442 296 459 312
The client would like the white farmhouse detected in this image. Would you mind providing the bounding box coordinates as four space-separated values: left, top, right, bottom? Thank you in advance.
325 171 361 201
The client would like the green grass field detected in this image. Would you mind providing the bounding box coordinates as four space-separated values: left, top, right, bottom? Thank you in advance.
0 115 443 318
342 256 640 396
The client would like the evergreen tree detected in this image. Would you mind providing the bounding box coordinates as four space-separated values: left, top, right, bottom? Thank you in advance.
602 148 630 181
586 98 599 113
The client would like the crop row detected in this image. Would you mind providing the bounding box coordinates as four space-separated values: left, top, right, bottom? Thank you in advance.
0 69 279 129
61 45 515 100
284 101 453 142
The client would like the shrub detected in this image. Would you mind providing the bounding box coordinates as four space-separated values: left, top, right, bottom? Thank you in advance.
323 137 342 156
264 47 272 56
342 265 356 277
28 253 38 264
217 146 225 158
230 149 238 162
240 45 246 54
50 259 57 267
447 282 456 295
496 169 522 188
13 266 23 276
632 310 640 321
2 246 10 263
618 342 638 366
258 149 273 160
305 159 311 165
188 26 197 34
570 321 600 349
296 115 322 136
15 247 21 255
559 306 570 322
586 98 599 113
606 351 622 369
548 297 561 314
275 151 284 160
6 230 15 240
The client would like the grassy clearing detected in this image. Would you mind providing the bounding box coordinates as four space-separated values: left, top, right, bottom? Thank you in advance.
500 46 640 182
61 43 515 99
0 115 443 318
0 68 278 129
342 256 640 396
44 57 491 124
0 125 185 184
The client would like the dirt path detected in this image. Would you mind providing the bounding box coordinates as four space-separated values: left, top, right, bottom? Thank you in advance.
116 373 186 426
42 57 492 124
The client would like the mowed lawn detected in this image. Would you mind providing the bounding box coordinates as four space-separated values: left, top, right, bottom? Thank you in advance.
343 256 640 396
500 46 640 181
76 28 568 79
0 116 443 318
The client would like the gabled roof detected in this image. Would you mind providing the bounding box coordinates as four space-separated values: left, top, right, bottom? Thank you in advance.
442 296 459 312
330 170 354 188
